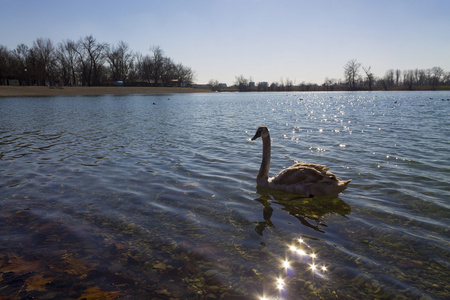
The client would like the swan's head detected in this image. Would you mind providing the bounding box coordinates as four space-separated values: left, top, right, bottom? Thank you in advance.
251 126 269 140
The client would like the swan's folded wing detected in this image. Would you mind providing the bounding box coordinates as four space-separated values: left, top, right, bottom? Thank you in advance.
293 163 341 180
292 162 330 173
272 164 326 185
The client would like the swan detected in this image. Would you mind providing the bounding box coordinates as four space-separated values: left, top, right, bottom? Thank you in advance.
251 126 351 197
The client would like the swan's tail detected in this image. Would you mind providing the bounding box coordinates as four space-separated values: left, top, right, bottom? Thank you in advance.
337 179 352 193
341 179 352 186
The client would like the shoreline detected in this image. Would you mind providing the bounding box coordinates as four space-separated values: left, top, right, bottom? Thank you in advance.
0 86 211 97
1 85 449 97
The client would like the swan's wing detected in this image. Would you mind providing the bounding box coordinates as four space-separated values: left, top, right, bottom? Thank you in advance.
293 163 341 180
272 163 336 185
292 162 330 173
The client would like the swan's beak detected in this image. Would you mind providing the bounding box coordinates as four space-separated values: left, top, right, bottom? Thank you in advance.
251 131 261 140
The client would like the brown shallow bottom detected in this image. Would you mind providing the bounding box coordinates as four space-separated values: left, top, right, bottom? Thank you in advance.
0 86 210 97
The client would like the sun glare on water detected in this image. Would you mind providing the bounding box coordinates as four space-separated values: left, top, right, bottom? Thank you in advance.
260 236 330 300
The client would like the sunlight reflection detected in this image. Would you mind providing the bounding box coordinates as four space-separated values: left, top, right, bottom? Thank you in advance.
276 277 286 290
264 236 330 299
289 244 307 256
296 248 307 256
260 296 283 300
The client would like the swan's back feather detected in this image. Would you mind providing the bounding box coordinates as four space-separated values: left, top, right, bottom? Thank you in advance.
272 163 338 185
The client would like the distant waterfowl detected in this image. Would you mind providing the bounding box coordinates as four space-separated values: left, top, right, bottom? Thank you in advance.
251 126 351 197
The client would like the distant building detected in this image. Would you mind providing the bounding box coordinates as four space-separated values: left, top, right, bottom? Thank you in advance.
249 81 255 87
259 81 269 87
218 83 227 88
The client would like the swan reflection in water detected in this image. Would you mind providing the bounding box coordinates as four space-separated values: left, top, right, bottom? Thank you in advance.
254 187 351 235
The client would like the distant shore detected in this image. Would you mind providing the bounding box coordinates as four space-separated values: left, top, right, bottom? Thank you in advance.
0 86 211 97
1 85 449 98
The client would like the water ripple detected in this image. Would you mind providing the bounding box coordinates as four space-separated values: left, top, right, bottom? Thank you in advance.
1 92 449 299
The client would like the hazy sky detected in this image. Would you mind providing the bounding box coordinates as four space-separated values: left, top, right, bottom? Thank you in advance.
1 0 449 85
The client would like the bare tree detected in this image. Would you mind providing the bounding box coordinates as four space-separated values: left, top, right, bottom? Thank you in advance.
106 41 133 82
134 52 144 81
234 75 249 91
431 66 444 88
323 77 337 91
0 45 11 85
415 69 426 86
362 66 374 90
279 77 285 89
403 69 414 90
442 71 450 85
75 35 107 86
139 54 154 84
384 69 395 87
160 56 176 86
175 63 195 87
136 47 193 86
10 44 31 85
344 59 361 90
208 79 220 91
32 38 56 85
425 68 434 86
150 46 164 86
395 69 402 86
285 78 293 91
57 39 80 86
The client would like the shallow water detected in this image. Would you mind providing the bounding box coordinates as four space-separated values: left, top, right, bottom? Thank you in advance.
1 91 449 299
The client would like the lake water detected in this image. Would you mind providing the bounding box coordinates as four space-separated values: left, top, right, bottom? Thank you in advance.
0 91 449 299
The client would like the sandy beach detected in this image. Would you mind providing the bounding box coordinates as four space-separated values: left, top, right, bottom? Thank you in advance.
0 86 210 97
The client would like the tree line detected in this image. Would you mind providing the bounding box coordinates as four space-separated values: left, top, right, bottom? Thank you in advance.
0 35 195 87
339 59 449 91
209 59 450 92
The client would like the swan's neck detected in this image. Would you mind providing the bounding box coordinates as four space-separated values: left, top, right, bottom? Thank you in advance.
258 135 271 183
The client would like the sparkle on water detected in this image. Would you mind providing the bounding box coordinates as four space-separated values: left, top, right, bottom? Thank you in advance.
0 91 449 299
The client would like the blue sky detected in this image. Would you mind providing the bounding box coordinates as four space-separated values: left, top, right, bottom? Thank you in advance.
1 0 449 85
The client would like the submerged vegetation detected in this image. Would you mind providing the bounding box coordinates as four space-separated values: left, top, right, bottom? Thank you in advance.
1 188 447 299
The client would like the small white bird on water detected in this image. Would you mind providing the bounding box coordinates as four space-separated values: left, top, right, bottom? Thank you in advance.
251 126 351 197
